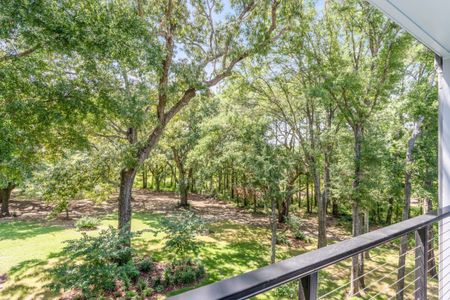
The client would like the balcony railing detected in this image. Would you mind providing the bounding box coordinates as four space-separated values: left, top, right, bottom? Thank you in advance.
168 206 450 300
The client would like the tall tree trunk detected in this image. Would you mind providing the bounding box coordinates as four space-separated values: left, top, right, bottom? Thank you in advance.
363 211 370 259
118 169 137 235
349 124 364 296
172 147 189 207
320 146 331 248
396 118 422 300
306 174 311 213
217 170 222 194
278 175 298 223
332 199 339 217
0 183 14 217
142 168 148 189
179 172 189 207
155 175 161 192
314 162 326 248
386 197 394 224
270 195 277 264
231 168 235 200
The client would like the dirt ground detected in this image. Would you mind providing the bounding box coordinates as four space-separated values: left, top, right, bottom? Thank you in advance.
4 189 349 241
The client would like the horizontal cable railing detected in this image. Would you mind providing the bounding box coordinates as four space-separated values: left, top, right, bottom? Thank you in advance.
168 206 450 300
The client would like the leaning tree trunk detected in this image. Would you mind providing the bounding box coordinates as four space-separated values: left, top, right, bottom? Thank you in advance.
0 183 14 217
118 168 137 237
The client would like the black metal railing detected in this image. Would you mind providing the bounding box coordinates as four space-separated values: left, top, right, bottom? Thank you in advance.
168 206 450 300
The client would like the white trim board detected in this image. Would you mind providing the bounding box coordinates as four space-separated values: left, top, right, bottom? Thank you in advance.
366 0 450 59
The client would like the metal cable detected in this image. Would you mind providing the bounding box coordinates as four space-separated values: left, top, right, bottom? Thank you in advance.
387 277 420 300
317 245 420 299
367 263 421 300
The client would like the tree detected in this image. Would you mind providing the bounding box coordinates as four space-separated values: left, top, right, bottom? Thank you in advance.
308 0 411 294
113 0 295 234
394 47 437 300
0 40 92 216
164 96 215 206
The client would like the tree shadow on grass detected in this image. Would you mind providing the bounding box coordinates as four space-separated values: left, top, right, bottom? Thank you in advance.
0 220 65 241
166 223 270 297
0 257 59 300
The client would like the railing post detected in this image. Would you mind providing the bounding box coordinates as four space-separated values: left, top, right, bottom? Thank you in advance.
415 226 429 300
299 272 318 300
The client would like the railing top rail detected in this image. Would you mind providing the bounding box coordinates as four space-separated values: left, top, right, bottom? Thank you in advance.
168 206 450 300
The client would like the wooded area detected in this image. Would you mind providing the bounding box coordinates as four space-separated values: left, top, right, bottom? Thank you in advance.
0 0 439 299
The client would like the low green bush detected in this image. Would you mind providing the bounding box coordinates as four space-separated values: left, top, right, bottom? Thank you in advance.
159 258 206 288
142 287 153 297
276 232 290 245
124 290 137 300
136 278 147 293
294 230 307 241
48 226 139 298
137 257 154 273
75 216 100 230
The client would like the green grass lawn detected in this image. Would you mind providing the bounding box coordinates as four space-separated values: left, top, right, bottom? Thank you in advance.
0 213 438 300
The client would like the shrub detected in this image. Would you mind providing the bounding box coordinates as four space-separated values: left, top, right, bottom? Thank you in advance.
120 261 140 281
287 215 302 230
294 230 307 241
136 278 147 293
276 232 290 245
159 211 205 260
162 258 206 287
137 257 154 273
75 216 100 230
48 226 139 298
124 290 137 300
141 288 153 297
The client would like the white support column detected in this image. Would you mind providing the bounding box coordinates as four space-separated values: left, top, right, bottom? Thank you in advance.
438 56 450 299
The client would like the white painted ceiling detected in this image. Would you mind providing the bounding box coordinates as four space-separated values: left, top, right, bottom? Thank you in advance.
366 0 450 58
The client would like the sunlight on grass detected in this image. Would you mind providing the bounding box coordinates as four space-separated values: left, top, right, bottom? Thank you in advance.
0 214 439 299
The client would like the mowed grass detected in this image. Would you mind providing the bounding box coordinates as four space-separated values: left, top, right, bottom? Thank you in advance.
0 213 439 300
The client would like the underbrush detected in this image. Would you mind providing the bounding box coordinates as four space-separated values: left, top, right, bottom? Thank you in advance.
48 211 208 299
75 216 100 230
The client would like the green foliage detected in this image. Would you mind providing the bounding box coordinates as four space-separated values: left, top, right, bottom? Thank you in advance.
162 258 205 287
124 290 137 300
287 215 306 240
137 257 154 273
159 211 205 260
274 281 298 298
276 232 290 246
136 278 147 293
48 226 139 298
75 216 100 230
294 231 307 241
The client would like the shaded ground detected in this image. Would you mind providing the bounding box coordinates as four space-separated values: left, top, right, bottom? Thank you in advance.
6 190 269 225
5 189 348 242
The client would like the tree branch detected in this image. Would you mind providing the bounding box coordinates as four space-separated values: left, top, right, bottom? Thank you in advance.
0 45 39 62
